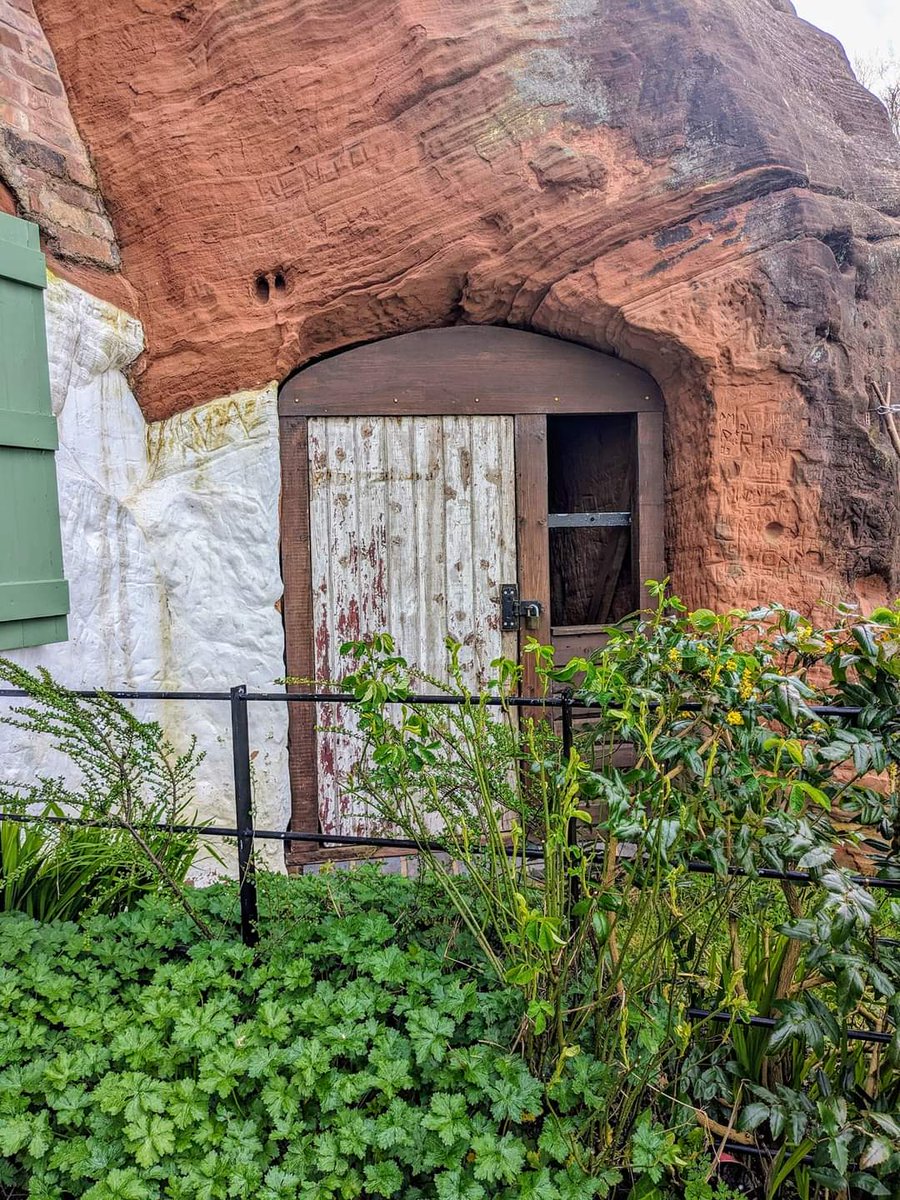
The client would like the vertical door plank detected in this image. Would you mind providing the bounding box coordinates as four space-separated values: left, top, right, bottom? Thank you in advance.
442 414 477 679
341 418 389 833
312 417 390 835
470 416 517 677
308 419 347 833
308 417 337 833
633 410 665 610
514 414 551 695
497 420 520 665
385 417 418 665
279 417 318 863
413 417 447 677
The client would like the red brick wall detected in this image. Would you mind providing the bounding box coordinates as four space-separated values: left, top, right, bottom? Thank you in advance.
0 0 118 267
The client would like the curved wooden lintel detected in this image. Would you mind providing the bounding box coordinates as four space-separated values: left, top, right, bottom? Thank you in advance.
278 325 662 417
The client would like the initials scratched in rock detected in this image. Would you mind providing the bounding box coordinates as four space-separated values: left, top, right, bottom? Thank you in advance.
278 141 372 199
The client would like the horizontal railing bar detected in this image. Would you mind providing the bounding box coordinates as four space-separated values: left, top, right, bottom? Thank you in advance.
260 692 565 706
0 811 547 857
1 811 896 887
0 688 873 718
0 688 566 706
722 1142 812 1164
685 859 900 889
269 697 840 714
0 689 236 701
566 703 866 720
279 831 542 855
720 1139 898 1175
687 1007 892 1045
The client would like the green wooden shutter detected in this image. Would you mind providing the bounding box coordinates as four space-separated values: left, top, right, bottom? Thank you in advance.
0 212 69 651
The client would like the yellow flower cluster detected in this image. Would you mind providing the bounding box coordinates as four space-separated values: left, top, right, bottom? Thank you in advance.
726 710 744 726
739 668 754 701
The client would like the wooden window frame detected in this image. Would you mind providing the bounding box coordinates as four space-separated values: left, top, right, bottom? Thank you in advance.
278 326 664 862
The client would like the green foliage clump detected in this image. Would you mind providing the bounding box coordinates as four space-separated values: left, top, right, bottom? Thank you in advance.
0 871 702 1200
335 589 900 1198
0 658 203 925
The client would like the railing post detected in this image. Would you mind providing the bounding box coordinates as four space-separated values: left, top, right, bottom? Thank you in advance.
560 691 580 907
560 692 574 755
230 684 259 946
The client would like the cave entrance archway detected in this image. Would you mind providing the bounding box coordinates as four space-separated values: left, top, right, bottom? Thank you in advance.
277 326 663 859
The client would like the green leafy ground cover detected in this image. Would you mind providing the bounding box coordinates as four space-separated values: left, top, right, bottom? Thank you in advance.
2 869 896 1200
0 871 729 1200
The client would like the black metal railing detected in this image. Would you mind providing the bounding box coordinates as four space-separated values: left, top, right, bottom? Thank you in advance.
0 684 897 946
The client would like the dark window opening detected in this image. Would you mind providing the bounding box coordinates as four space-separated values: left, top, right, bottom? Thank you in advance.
547 414 636 629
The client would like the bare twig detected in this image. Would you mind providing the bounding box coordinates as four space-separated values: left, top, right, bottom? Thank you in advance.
694 1105 755 1147
873 380 900 460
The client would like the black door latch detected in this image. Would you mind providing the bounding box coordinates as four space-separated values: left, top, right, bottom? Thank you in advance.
501 584 543 631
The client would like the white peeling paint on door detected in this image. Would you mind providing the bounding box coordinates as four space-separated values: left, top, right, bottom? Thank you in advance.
308 415 517 836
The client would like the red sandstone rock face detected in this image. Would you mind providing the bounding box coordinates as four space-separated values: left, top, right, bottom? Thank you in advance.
28 0 900 608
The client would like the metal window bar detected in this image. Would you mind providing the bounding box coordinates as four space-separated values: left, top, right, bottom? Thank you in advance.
547 511 632 528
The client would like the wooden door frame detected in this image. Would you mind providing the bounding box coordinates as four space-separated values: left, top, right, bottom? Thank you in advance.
278 326 664 861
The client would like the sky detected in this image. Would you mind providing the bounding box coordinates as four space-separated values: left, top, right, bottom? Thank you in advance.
792 0 898 70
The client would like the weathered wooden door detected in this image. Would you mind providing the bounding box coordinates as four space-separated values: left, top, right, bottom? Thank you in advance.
279 326 663 858
307 414 517 835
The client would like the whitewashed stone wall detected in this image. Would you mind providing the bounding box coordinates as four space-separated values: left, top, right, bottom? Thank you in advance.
0 275 290 875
